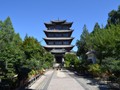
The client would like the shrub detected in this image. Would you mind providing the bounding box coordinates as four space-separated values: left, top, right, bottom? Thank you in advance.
88 64 101 76
64 61 70 68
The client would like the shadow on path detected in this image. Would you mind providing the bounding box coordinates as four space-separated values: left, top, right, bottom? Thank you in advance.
64 70 110 90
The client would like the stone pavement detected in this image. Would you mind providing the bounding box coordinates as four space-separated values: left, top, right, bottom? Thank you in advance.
66 70 100 90
28 70 54 90
27 69 102 90
47 70 85 90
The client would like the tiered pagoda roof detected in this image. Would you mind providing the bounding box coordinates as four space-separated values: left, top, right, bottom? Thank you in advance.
43 20 74 53
44 20 73 28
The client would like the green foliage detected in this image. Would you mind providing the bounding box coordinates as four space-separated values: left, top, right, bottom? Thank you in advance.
102 57 120 76
102 57 120 84
22 36 44 69
64 53 77 65
43 52 54 68
0 17 24 89
22 36 43 59
76 25 89 60
74 59 81 72
28 70 36 79
92 22 101 34
88 25 120 63
88 64 101 76
0 17 54 89
64 53 80 71
64 61 70 68
107 5 120 26
76 6 120 82
21 36 54 81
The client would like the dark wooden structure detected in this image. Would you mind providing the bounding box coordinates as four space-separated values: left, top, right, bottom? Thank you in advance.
43 20 74 65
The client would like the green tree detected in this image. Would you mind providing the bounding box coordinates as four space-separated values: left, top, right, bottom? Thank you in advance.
42 52 54 69
107 5 120 26
92 22 101 33
64 53 79 69
22 36 44 69
76 25 89 60
0 17 24 88
90 25 120 64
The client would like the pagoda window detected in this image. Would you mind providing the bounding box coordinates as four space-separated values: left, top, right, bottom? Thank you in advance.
63 33 69 37
48 33 54 37
55 41 62 45
55 33 62 37
48 41 54 45
63 41 69 45
48 26 54 30
55 25 62 30
62 26 69 30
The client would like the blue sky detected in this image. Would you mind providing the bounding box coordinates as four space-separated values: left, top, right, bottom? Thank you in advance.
0 0 120 51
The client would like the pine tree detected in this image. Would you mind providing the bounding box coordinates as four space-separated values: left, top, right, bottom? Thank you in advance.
76 25 89 60
0 17 24 88
92 22 101 33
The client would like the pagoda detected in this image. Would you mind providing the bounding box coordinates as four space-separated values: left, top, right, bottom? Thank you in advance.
43 20 74 65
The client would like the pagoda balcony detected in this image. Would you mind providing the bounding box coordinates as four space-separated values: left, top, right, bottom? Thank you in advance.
44 31 73 37
44 45 74 48
44 30 74 33
44 45 74 52
43 37 74 40
51 49 66 54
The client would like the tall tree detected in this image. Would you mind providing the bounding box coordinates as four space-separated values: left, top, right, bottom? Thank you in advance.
76 25 89 60
22 36 44 68
0 17 24 88
92 22 101 33
107 5 120 26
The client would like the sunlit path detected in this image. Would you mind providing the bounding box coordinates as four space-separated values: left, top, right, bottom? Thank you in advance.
26 69 101 90
28 70 54 90
47 70 85 90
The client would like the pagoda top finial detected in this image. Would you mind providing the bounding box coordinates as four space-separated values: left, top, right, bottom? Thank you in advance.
51 20 66 23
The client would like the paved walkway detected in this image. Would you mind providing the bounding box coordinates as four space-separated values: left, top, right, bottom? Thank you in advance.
28 70 54 90
27 69 102 90
47 70 85 90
